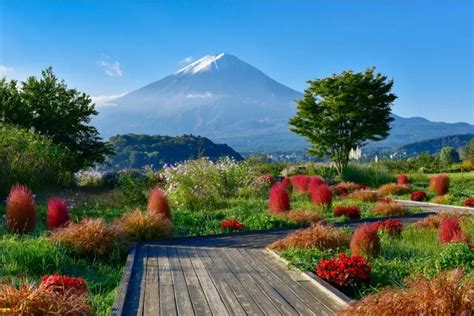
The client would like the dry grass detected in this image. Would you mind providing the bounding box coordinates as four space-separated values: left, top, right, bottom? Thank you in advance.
283 210 323 225
371 201 408 217
119 209 173 241
339 269 474 316
347 190 379 202
414 212 465 229
50 218 128 258
269 224 349 251
0 281 91 315
350 224 380 258
377 183 410 196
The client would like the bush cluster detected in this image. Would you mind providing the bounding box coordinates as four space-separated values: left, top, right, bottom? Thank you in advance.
333 205 361 220
316 253 371 288
350 224 381 258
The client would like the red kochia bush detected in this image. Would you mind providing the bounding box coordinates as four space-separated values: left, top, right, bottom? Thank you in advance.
147 187 171 219
371 219 403 236
397 174 409 185
316 253 371 288
464 198 474 207
432 174 450 196
438 218 471 244
307 176 325 192
291 175 310 192
269 183 290 214
6 185 38 234
333 205 361 220
280 177 291 188
311 184 332 207
40 275 88 295
221 219 245 231
350 224 381 258
47 198 70 230
411 190 427 202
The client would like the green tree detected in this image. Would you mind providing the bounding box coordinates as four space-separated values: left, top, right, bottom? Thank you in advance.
0 67 112 171
461 138 474 161
289 68 397 175
439 146 460 166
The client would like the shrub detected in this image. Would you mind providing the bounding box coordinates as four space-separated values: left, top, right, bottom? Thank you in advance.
290 175 310 192
50 218 127 258
6 185 37 234
438 218 471 245
311 184 332 207
415 212 463 229
377 183 410 196
371 200 407 217
396 174 408 185
463 198 474 207
339 269 473 315
39 275 88 295
333 182 365 196
307 176 325 192
350 224 381 258
280 177 291 188
269 224 349 251
436 243 474 270
221 219 245 231
316 253 371 288
257 173 276 186
269 183 290 214
333 205 361 220
347 190 378 202
147 187 171 219
342 164 394 188
117 167 160 204
284 210 323 225
411 190 427 202
431 174 450 196
119 209 173 241
0 281 91 315
378 197 393 203
371 219 403 236
47 197 70 230
432 194 453 205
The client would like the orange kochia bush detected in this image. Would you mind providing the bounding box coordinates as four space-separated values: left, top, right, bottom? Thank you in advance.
396 174 409 185
147 187 171 219
283 210 323 225
347 190 378 202
377 183 410 196
430 174 450 196
371 200 407 217
6 185 37 234
269 183 290 214
350 224 381 258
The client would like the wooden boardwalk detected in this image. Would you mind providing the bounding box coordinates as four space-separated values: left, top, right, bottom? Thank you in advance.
112 213 435 316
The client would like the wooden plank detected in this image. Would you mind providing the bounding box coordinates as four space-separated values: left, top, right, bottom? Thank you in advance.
176 246 213 315
206 248 265 315
217 247 290 315
239 248 318 315
187 247 229 316
112 244 137 315
195 248 246 315
137 245 149 315
167 247 194 315
157 246 177 316
143 245 160 315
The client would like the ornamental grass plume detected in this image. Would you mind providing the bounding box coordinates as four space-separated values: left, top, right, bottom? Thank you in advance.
147 187 171 219
283 210 323 225
438 218 471 245
47 197 70 230
377 183 410 196
339 269 473 316
396 174 409 185
119 209 173 241
269 224 349 251
307 176 325 192
350 224 381 258
311 184 332 207
332 205 361 220
290 175 310 192
6 184 37 234
411 190 427 202
347 190 379 202
371 200 408 217
269 182 290 214
316 253 371 288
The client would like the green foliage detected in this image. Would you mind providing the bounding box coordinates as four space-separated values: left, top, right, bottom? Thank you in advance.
398 134 474 157
461 138 474 162
377 152 441 173
117 168 160 204
342 163 394 187
439 146 461 166
108 134 243 169
289 68 397 174
0 68 112 171
435 243 474 271
0 125 71 196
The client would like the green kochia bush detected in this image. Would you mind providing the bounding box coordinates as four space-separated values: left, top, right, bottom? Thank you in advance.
0 125 71 196
342 163 394 187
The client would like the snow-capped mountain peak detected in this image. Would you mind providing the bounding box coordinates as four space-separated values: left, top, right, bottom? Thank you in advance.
177 53 226 74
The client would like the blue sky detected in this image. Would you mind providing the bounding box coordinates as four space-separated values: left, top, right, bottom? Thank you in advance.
1 0 473 123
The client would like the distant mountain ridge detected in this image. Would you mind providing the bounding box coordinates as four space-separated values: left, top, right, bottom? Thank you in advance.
94 53 474 154
394 134 474 157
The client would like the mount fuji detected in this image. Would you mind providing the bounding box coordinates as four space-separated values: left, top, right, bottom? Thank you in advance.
94 53 474 154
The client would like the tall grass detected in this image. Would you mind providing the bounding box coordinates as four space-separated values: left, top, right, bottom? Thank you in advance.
342 163 394 187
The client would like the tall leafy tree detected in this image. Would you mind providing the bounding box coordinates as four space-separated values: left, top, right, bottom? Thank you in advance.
289 68 397 175
0 67 112 171
439 146 460 166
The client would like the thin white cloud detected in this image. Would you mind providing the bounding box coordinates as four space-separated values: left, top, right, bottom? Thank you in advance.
179 56 194 64
97 56 123 77
91 93 127 106
0 65 15 78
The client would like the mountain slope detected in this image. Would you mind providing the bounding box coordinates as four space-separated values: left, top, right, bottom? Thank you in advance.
94 53 474 153
394 134 474 157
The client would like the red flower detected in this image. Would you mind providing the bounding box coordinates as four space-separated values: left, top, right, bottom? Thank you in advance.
333 205 361 220
411 191 427 202
316 253 371 288
371 219 403 236
40 275 88 294
221 219 245 231
463 198 474 207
